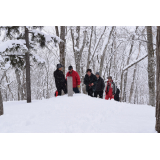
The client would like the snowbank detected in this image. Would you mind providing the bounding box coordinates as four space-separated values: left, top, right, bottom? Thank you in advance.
0 94 156 133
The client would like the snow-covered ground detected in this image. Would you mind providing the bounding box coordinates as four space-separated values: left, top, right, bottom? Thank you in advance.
0 94 156 133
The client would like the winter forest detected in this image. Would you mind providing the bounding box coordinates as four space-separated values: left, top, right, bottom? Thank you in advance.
0 26 160 133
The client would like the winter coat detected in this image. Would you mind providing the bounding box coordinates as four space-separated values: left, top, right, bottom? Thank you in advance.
105 81 116 95
54 69 67 89
95 77 105 91
66 70 81 88
114 87 120 102
84 73 97 92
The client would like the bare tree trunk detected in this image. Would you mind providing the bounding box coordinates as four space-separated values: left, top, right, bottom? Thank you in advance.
75 26 81 75
70 27 87 93
113 33 117 81
89 26 106 69
46 66 50 99
15 69 24 100
0 71 6 115
25 26 31 103
5 73 14 100
129 43 141 103
120 70 124 102
129 64 137 103
55 26 59 37
146 26 155 107
0 85 3 116
71 26 87 77
87 26 93 69
123 26 138 102
59 26 66 74
55 26 66 74
99 26 115 76
108 43 113 76
134 86 138 104
22 69 27 100
156 26 160 133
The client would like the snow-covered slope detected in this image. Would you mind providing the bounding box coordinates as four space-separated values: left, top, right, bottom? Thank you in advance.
0 94 156 133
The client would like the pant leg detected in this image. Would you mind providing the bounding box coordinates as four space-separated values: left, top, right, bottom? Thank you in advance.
99 91 103 99
94 91 98 98
73 87 80 93
88 90 91 96
90 90 93 97
61 85 67 94
105 93 109 100
108 95 113 100
88 89 93 97
110 96 114 100
57 88 62 96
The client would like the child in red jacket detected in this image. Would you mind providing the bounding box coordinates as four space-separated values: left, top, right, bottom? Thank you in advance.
105 76 116 100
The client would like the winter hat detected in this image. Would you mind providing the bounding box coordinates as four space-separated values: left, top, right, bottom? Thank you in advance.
107 76 112 79
68 65 73 70
57 64 64 69
96 72 100 75
87 69 92 73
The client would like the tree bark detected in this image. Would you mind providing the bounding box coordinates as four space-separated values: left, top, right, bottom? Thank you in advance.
22 69 27 100
89 26 106 65
5 73 14 100
156 26 160 133
55 26 59 37
15 69 24 100
55 26 66 74
25 26 31 103
74 26 81 75
120 70 124 102
129 42 141 103
71 26 87 77
99 26 115 76
146 26 155 107
113 32 117 83
0 68 10 114
0 85 3 116
59 26 66 74
87 26 93 69
122 26 138 102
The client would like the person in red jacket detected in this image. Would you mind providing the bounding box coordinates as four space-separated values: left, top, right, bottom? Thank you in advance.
66 65 81 93
105 76 116 100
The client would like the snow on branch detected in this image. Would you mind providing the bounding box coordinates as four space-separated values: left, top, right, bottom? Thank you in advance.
123 54 148 71
32 54 45 64
0 55 4 62
31 29 62 43
0 40 27 53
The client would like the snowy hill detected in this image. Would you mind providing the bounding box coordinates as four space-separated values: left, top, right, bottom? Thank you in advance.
0 94 156 133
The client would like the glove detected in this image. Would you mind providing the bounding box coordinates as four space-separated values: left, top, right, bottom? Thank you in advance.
77 85 80 88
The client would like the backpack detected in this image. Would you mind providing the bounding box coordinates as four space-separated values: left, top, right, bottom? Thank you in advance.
114 87 120 102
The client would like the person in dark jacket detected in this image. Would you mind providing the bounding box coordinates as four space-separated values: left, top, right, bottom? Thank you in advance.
105 76 116 100
114 87 120 102
54 64 67 96
84 69 97 97
94 72 105 99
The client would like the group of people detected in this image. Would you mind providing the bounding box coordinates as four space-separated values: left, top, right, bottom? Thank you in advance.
54 64 81 96
54 64 120 101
